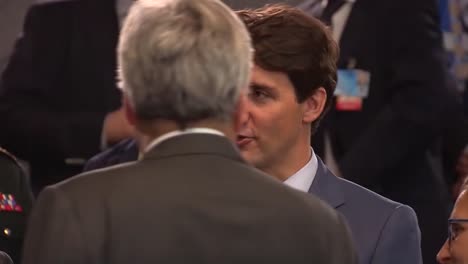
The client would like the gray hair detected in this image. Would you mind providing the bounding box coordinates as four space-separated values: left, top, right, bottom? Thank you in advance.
118 0 253 126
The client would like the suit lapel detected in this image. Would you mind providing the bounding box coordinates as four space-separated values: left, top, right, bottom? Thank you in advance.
143 134 244 164
308 157 345 208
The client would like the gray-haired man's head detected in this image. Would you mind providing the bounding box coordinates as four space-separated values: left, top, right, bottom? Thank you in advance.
118 0 253 128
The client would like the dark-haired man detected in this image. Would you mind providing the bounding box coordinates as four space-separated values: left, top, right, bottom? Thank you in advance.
235 5 422 264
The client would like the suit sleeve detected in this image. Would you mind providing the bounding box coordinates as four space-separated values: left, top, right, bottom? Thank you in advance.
338 0 451 187
22 186 86 264
0 3 106 161
371 205 422 264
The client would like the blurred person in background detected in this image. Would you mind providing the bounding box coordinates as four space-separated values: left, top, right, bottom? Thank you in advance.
0 0 134 194
21 1 358 264
439 0 468 201
0 0 31 73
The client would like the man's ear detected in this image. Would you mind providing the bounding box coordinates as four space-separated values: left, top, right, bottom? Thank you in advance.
123 94 137 127
302 87 327 123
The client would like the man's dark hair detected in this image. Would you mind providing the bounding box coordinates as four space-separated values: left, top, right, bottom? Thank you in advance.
237 4 339 131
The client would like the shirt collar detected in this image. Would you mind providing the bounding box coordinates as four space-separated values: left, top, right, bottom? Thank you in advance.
283 149 318 192
143 128 225 155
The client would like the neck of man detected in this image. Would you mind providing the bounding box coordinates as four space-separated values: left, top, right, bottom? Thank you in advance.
135 118 236 151
260 127 312 182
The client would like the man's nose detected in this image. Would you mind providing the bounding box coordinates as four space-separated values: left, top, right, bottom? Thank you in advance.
436 239 451 264
237 93 251 125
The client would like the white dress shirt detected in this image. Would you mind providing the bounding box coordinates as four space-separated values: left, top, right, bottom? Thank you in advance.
283 149 318 192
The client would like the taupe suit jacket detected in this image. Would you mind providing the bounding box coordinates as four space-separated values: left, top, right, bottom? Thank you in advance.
22 133 357 264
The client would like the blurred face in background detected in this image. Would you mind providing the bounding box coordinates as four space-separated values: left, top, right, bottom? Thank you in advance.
437 190 468 264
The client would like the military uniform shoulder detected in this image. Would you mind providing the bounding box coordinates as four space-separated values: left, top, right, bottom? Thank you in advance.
0 148 19 165
0 148 25 213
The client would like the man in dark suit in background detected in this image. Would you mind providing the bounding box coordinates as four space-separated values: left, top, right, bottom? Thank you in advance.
0 0 134 194
0 0 31 73
22 1 358 263
299 0 452 263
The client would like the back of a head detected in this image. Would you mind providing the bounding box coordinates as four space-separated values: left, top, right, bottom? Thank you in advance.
237 4 339 131
118 0 253 127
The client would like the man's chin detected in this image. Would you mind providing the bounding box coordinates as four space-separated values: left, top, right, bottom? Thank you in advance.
239 151 262 167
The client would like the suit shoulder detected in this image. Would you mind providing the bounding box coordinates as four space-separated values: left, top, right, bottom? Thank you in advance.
51 161 139 196
282 186 342 224
336 177 419 229
336 177 408 211
24 0 79 27
232 163 340 221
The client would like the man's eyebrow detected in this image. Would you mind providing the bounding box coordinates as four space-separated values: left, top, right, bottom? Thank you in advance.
250 83 274 91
